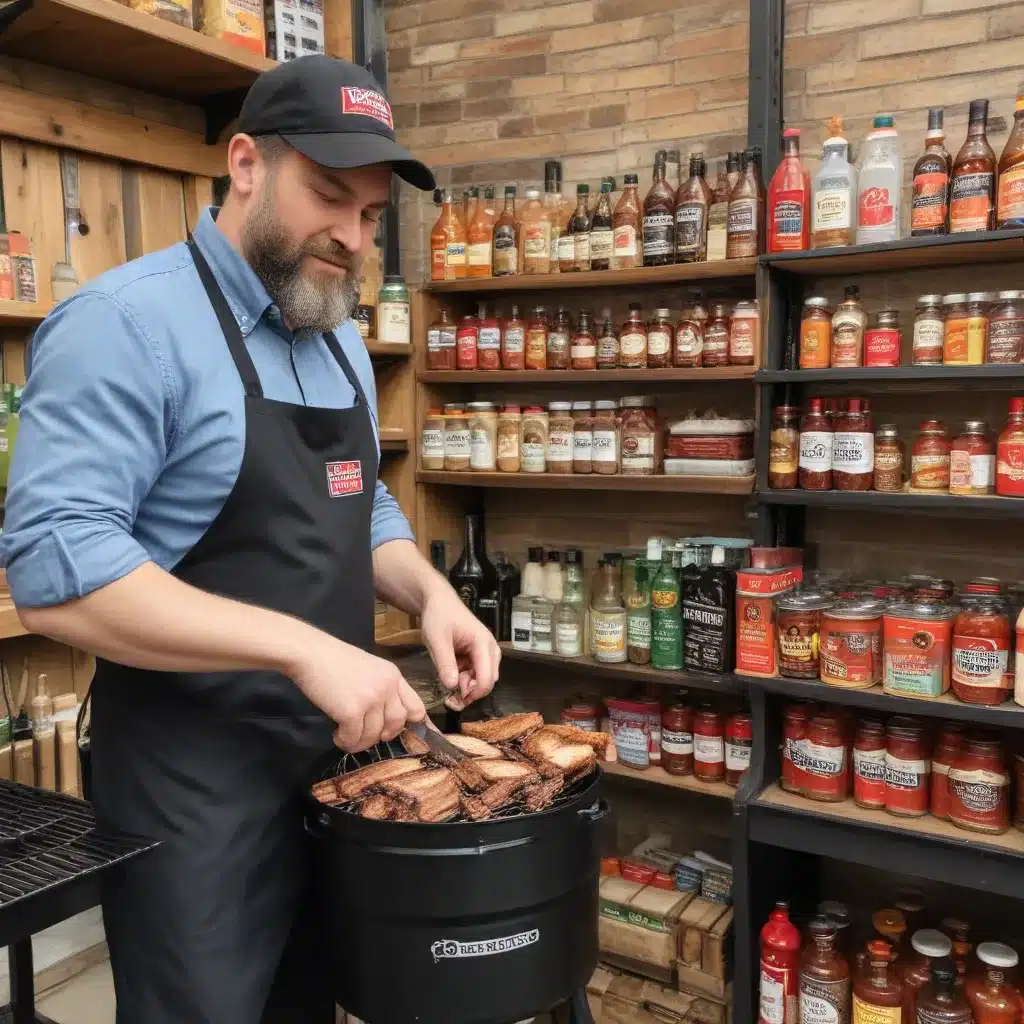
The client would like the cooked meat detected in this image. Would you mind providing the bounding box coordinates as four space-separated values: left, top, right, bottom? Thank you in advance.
377 768 461 823
478 777 528 809
334 757 423 802
311 779 341 805
522 728 597 779
452 757 488 792
541 724 612 755
460 793 492 821
361 793 403 820
522 776 565 813
399 729 431 757
443 734 504 759
461 712 544 744
477 759 538 784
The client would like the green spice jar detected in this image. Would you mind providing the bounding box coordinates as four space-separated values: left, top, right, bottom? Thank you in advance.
376 275 410 345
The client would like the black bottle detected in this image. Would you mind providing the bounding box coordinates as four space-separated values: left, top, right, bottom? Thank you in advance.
680 544 736 674
494 552 521 643
429 540 446 573
449 514 498 633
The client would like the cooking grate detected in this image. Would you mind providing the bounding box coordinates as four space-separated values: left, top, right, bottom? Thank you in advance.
0 781 158 909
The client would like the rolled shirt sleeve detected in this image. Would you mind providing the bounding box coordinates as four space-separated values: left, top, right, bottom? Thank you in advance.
0 292 171 608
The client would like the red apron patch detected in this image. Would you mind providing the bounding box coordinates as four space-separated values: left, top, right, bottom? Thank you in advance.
340 88 394 130
326 460 363 498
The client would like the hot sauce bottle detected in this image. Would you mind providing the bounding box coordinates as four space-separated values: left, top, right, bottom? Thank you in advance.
525 306 548 370
501 304 525 370
912 108 951 236
950 99 996 234
430 189 467 282
800 916 851 1024
569 184 592 273
760 901 801 1024
467 187 495 279
728 149 763 258
612 174 642 270
853 941 902 1024
590 181 614 271
675 153 712 263
768 128 811 253
918 959 972 1024
997 83 1024 229
492 185 519 277
799 398 834 490
643 150 676 267
996 396 1024 496
966 943 1020 1024
901 930 954 1024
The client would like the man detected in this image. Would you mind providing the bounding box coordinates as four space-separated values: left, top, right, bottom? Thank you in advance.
0 55 499 1022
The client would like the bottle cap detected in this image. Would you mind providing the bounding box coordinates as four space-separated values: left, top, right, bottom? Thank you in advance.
504 184 516 196
646 537 663 562
565 549 583 566
911 930 953 959
528 546 544 562
874 113 895 128
783 127 800 137
624 174 639 185
977 942 1019 969
577 183 589 194
808 916 836 940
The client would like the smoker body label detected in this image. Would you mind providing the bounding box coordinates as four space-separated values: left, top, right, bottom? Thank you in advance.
431 929 540 962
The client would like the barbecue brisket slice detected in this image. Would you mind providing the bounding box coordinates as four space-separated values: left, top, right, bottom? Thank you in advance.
461 712 544 744
375 767 461 823
522 728 597 780
541 724 612 755
333 757 423 802
442 734 504 759
399 728 431 757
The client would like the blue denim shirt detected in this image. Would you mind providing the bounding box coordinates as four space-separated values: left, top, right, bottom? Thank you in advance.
0 207 413 608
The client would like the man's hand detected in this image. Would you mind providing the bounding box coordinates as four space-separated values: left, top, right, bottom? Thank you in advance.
289 634 426 752
419 587 500 709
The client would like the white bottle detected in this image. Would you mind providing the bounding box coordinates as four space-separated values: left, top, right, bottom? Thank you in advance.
856 113 902 245
811 116 856 249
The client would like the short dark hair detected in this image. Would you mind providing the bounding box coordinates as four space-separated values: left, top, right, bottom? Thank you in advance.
254 134 292 166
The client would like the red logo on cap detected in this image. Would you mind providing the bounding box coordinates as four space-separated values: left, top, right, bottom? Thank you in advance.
340 87 394 130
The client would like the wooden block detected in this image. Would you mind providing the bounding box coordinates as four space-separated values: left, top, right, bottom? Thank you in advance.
183 175 215 233
679 898 730 967
3 339 27 386
73 154 127 283
122 167 188 259
677 962 727 1002
704 908 733 979
599 947 676 987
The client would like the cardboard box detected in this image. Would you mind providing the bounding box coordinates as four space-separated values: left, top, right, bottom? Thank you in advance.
265 0 324 61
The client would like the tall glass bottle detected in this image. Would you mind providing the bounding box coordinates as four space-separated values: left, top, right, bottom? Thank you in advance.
643 150 676 267
853 941 902 1024
519 186 551 275
531 551 564 654
545 160 566 275
613 173 642 269
917 960 971 1024
430 189 467 282
902 930 954 1024
651 543 683 671
856 114 902 244
997 83 1024 229
950 99 996 234
966 943 1020 1024
812 116 855 249
512 546 545 650
727 150 762 258
707 159 732 261
494 552 521 644
665 147 681 192
625 552 652 665
768 128 811 253
911 108 951 236
590 181 614 270
492 185 519 277
590 559 627 663
800 916 851 1024
449 514 498 632
555 548 585 657
570 184 593 272
467 186 495 279
674 153 712 263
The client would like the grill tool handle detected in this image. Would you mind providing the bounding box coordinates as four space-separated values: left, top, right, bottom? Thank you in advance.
576 799 610 823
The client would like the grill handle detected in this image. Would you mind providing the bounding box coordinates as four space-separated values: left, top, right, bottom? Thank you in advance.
577 799 610 823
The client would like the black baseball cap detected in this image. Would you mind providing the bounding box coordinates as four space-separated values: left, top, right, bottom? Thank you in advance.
238 55 435 191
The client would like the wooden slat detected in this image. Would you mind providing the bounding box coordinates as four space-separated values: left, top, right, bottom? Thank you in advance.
0 301 51 326
0 603 29 640
603 762 735 801
122 166 188 259
183 175 215 233
417 471 756 495
418 367 755 384
72 153 127 282
323 0 352 60
366 340 412 359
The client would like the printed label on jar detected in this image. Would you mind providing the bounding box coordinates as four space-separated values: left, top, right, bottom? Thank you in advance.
478 326 501 351
913 319 944 362
854 746 887 784
730 321 755 360
728 199 756 236
620 331 647 357
470 429 495 470
771 193 806 250
760 965 795 1024
421 428 444 460
950 172 994 231
726 741 751 773
799 431 833 473
694 734 724 765
467 242 491 268
613 225 638 258
627 614 651 651
428 328 456 353
571 341 596 361
800 976 849 1024
832 431 874 475
997 163 1024 222
642 213 674 258
952 636 1008 689
593 617 625 655
612 724 650 767
987 319 1024 363
852 995 900 1024
831 324 862 366
864 329 900 366
444 429 471 459
555 623 581 657
911 453 950 489
597 334 619 361
503 327 524 354
557 233 574 264
497 431 519 461
493 233 518 274
779 628 816 669
523 226 549 259
511 610 532 649
662 729 694 756
622 437 655 472
574 233 591 266
547 430 573 463
858 186 894 228
590 228 613 261
770 440 798 477
521 442 545 469
675 203 706 255
884 753 929 791
911 171 949 231
884 616 951 697
791 739 845 778
813 186 851 231
949 767 1008 813
950 450 994 492
573 432 593 459
593 430 617 464
997 439 1024 491
647 329 671 357
445 242 467 267
377 302 410 344
675 325 703 361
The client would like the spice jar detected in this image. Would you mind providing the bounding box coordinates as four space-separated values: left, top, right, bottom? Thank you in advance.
620 397 657 476
911 420 951 491
703 302 731 367
501 305 525 371
592 400 619 474
802 710 849 802
674 305 705 367
831 286 866 367
913 294 944 365
355 304 374 339
647 308 673 369
832 397 874 491
987 290 1024 363
853 718 887 810
799 398 833 490
820 597 885 688
570 310 597 370
874 425 905 492
467 402 498 471
572 402 594 474
949 421 994 495
497 404 522 473
693 707 725 782
442 403 471 471
948 734 1010 834
596 310 619 369
725 711 752 787
427 308 457 370
776 590 831 678
456 312 480 370
882 599 955 699
547 401 575 475
965 292 991 365
476 305 501 371
661 701 693 777
931 726 964 820
952 593 1011 705
768 405 800 489
800 297 832 369
729 299 758 366
942 294 970 364
421 408 445 470
547 307 572 370
781 703 810 795
619 303 648 368
884 716 930 818
864 309 902 367
520 406 548 473
525 307 548 370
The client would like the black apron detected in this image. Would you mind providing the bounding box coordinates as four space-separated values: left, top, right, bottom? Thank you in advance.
89 239 378 1024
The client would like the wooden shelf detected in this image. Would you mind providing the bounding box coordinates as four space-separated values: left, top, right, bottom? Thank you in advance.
0 602 29 640
418 471 755 494
758 488 1024 517
424 258 758 294
418 366 756 384
0 301 52 328
602 761 735 800
366 340 412 360
0 0 275 104
378 428 409 453
499 644 744 695
375 628 422 648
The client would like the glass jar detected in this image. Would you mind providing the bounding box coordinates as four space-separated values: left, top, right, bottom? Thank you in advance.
800 297 832 369
592 400 619 475
768 405 800 489
572 402 594 474
377 275 411 345
948 735 1010 834
467 402 498 472
476 305 501 371
646 308 673 369
703 302 731 367
525 307 548 370
942 293 970 364
620 398 657 476
874 425 904 492
776 591 831 679
693 707 725 783
421 408 445 470
547 307 572 370
674 306 705 367
833 397 874 491
952 596 1011 705
820 597 885 688
442 403 471 472
987 290 1024 363
520 406 548 473
884 716 930 818
853 717 887 810
949 421 994 495
803 710 849 802
501 306 526 370
729 299 759 366
725 711 752 787
661 701 693 777
931 725 964 821
831 287 866 367
913 294 945 365
496 404 522 473
967 943 1021 1023
456 312 480 370
799 397 833 490
547 401 575 475
882 599 955 699
570 310 597 370
966 292 991 365
781 703 810 795
619 303 648 368
355 304 375 339
864 309 901 367
427 308 457 370
911 420 951 491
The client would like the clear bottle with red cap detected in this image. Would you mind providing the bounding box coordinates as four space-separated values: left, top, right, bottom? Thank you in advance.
996 397 1024 496
768 128 811 253
759 901 801 1024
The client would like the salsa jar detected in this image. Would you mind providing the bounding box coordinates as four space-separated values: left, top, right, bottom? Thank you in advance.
931 725 965 821
646 308 673 369
948 734 1011 834
913 294 945 365
799 398 834 490
864 309 902 367
661 701 694 776
456 313 480 370
776 591 831 678
874 425 905 492
501 306 526 370
421 409 446 471
561 697 601 732
781 703 811 795
477 306 502 370
427 309 457 370
769 405 800 489
911 420 951 491
725 711 752 787
952 594 1012 705
799 297 832 369
987 290 1024 363
729 299 759 366
820 597 885 689
882 599 955 700
674 305 705 367
832 397 874 491
853 717 887 810
442 404 471 472
693 707 725 782
884 717 930 818
619 303 648 369
949 421 994 495
525 307 548 370
801 710 850 802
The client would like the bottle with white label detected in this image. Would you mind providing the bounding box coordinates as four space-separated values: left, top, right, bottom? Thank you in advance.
812 116 855 249
856 114 901 245
590 560 626 663
832 398 874 491
799 917 851 1024
554 548 585 657
376 276 410 345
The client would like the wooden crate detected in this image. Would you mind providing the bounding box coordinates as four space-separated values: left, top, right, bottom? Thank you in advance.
589 965 731 1024
676 899 733 1005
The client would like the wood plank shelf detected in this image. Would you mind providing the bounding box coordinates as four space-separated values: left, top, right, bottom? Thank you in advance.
602 761 735 800
418 367 756 384
378 427 409 453
366 340 412 359
758 489 1024 517
0 301 52 327
757 365 1024 384
499 644 744 695
424 257 758 294
760 228 1024 277
0 602 29 641
418 471 755 494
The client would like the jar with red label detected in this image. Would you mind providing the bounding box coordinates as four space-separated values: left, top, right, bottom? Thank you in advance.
911 420 951 492
801 710 850 802
832 398 874 490
987 290 1024 363
729 299 759 366
561 697 601 732
820 597 885 688
931 725 964 820
525 307 548 370
646 308 673 369
776 591 831 678
476 304 502 371
501 305 526 370
995 396 1024 496
864 309 902 367
781 703 810 795
661 701 694 777
952 593 1012 705
853 717 887 810
693 706 725 782
949 421 995 495
427 308 458 370
703 303 731 367
456 312 480 370
725 711 752 787
884 717 930 818
948 734 1010 835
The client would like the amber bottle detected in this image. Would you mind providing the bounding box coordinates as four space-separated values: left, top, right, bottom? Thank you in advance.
873 909 907 961
570 185 593 272
467 187 495 279
918 960 972 1024
853 940 902 1024
940 918 972 990
674 153 712 263
727 149 763 258
950 99 996 233
911 108 951 236
966 943 1020 1024
642 150 676 267
902 930 954 1024
800 917 851 1024
430 189 467 282
612 174 642 270
997 82 1024 229
590 181 614 270
492 185 519 277
707 159 732 261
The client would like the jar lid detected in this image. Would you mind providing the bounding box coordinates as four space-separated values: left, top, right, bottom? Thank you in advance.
653 308 672 317
774 405 801 417
571 401 593 411
733 300 757 312
442 403 465 412
887 715 924 735
996 290 1024 300
875 308 899 321
548 401 572 412
977 942 1019 969
594 400 619 410
804 296 830 308
501 403 521 413
775 590 832 611
961 420 988 433
911 929 953 959
918 419 946 433
621 396 653 407
916 294 943 304
426 407 443 416
466 401 497 411
523 405 545 414
885 599 954 620
967 292 992 302
825 596 886 619
942 293 967 303
817 900 850 926
875 424 900 440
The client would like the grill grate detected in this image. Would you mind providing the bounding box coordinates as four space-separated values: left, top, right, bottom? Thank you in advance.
0 781 157 909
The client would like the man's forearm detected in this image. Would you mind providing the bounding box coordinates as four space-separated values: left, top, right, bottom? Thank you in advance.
372 538 452 617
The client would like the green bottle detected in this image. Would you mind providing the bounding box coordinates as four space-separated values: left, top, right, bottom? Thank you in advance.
651 542 683 671
626 556 651 665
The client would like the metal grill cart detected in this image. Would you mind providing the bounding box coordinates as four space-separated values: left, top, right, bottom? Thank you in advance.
0 781 158 1024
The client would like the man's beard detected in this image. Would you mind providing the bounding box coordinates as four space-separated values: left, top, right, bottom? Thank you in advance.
241 183 362 334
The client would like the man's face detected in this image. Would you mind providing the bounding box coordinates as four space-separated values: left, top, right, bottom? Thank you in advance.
241 148 391 334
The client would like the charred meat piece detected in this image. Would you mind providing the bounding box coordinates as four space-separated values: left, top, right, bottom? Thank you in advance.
361 793 404 820
522 776 565 813
399 728 431 757
522 728 597 780
461 712 544 744
311 779 341 805
442 734 504 759
460 793 492 821
541 724 612 755
334 757 423 803
476 759 539 785
451 757 488 792
478 777 529 810
377 767 461 823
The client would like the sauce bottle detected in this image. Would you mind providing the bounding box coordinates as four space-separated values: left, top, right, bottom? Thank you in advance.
545 160 567 275
728 149 763 258
525 306 548 371
832 286 867 367
612 174 642 269
467 187 495 279
940 919 972 990
570 185 593 272
966 943 1020 1024
707 158 732 260
799 397 833 491
548 307 573 370
997 82 1024 229
950 99 996 234
430 189 467 282
833 397 874 491
501 305 525 370
570 310 597 370
857 114 901 245
911 108 951 236
918 959 972 1024
759 901 801 1024
619 303 648 369
902 930 954 1023
518 186 552 275
590 181 614 270
492 185 519 277
596 308 619 369
768 127 811 253
996 396 1024 497
674 152 712 262
853 940 902 1024
800 916 851 1024
643 150 676 266
812 116 855 249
